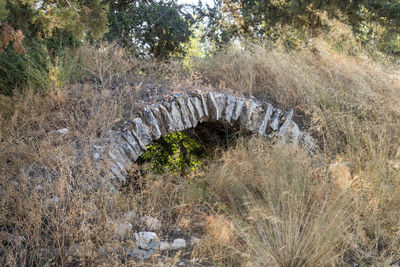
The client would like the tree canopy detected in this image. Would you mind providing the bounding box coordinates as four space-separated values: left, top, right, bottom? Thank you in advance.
107 0 194 58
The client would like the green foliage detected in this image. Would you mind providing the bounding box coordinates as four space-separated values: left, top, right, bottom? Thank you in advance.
138 132 205 174
3 0 109 42
0 0 109 94
0 41 49 95
0 0 8 20
107 0 194 58
205 0 400 56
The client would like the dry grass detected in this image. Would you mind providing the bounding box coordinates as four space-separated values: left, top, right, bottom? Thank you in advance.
1 42 400 266
191 139 350 266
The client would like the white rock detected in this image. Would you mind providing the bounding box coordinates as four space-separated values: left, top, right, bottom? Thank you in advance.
134 232 159 250
159 241 171 251
178 262 185 266
172 238 186 249
93 152 100 160
114 222 132 237
54 128 69 135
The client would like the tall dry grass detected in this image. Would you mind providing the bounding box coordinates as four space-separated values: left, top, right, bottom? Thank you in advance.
194 42 400 265
1 41 400 266
0 44 185 265
191 138 351 266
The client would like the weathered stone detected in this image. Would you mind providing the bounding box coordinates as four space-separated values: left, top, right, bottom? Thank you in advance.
142 106 162 140
232 99 245 121
54 128 69 135
258 102 274 136
114 222 132 237
248 105 266 132
184 95 198 127
110 166 126 184
131 117 153 148
159 241 171 251
269 108 282 131
224 95 236 123
214 92 227 120
241 100 258 127
172 238 186 250
207 91 219 120
149 105 168 136
177 97 192 129
159 104 176 134
122 143 142 161
121 131 143 160
169 101 185 131
278 109 300 142
134 232 159 250
190 96 205 122
109 149 131 172
194 91 208 117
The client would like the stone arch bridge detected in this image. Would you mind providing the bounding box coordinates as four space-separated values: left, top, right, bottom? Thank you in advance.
99 91 315 186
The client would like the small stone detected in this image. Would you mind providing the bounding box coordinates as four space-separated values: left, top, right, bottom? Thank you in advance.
178 262 185 266
389 160 400 170
134 232 159 250
93 152 100 160
114 222 132 237
172 238 186 250
55 128 69 135
159 241 171 251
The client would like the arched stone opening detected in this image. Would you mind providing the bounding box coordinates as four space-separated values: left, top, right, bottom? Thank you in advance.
102 91 316 186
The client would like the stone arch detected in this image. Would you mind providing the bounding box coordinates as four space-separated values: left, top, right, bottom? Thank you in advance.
102 91 315 185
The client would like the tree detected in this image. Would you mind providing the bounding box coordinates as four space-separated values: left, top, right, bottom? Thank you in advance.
205 0 400 55
2 0 109 44
107 0 194 58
